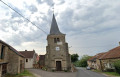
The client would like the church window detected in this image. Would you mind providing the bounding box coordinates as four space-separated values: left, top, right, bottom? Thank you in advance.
54 38 60 43
54 38 57 43
0 45 5 59
57 38 60 42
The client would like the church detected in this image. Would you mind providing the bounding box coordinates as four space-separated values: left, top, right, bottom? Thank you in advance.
45 14 71 71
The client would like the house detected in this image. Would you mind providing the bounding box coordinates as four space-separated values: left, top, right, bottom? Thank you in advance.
0 40 25 77
87 52 106 70
99 46 120 71
45 14 71 71
20 50 38 68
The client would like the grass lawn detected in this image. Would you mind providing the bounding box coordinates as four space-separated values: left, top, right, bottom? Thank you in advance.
5 70 35 77
93 69 120 76
104 72 120 76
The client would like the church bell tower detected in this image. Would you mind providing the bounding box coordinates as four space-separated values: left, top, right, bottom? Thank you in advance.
45 14 71 71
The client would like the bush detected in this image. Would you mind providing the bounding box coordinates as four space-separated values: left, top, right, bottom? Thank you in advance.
114 60 120 74
52 69 55 72
106 68 115 72
64 70 68 72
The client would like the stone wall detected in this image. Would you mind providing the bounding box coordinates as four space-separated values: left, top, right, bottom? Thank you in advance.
7 49 19 74
0 42 25 75
45 34 71 71
0 65 2 77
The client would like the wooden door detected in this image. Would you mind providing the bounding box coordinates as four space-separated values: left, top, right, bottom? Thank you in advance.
2 64 7 75
20 60 22 72
56 61 61 71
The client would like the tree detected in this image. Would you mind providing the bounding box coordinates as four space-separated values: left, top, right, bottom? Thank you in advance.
114 60 120 74
71 54 79 63
77 55 92 67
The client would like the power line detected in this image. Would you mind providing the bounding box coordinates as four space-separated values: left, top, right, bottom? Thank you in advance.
0 0 48 35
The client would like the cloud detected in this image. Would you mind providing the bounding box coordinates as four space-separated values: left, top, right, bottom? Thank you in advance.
25 4 38 14
0 0 120 57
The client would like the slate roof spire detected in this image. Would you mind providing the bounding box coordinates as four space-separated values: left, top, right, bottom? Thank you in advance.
50 14 62 35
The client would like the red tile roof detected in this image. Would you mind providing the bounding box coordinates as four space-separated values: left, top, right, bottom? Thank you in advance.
88 52 106 61
99 46 120 60
19 50 35 58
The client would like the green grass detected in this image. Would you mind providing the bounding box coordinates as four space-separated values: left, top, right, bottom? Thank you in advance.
104 72 120 76
93 69 120 76
5 70 35 77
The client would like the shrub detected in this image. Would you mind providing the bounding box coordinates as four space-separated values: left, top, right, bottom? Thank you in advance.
106 68 115 72
114 60 120 74
52 69 55 72
64 70 68 72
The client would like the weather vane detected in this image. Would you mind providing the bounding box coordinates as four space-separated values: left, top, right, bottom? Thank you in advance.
52 3 54 14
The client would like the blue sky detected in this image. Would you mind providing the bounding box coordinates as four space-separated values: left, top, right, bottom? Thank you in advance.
0 0 120 57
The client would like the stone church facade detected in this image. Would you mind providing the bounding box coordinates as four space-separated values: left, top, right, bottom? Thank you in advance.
45 14 71 71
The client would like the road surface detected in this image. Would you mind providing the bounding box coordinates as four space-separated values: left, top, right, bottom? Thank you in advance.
76 67 106 77
28 69 76 77
27 68 107 77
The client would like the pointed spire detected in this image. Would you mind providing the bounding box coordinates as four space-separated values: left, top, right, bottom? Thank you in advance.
50 14 62 35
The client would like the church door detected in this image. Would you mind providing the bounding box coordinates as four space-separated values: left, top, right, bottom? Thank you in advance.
56 61 61 71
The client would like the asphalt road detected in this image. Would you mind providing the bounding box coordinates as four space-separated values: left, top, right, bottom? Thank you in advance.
76 67 107 77
28 69 76 77
28 68 107 77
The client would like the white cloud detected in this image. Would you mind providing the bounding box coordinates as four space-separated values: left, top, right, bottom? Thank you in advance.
0 0 120 57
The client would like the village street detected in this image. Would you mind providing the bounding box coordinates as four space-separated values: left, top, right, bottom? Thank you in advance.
28 68 106 77
28 69 77 77
76 67 106 77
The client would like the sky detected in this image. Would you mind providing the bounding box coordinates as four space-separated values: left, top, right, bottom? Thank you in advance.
0 0 120 57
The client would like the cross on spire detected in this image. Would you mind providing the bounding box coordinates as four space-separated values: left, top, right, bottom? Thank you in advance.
52 3 54 14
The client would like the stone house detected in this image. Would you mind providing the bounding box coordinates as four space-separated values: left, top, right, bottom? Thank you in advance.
0 40 25 77
99 46 120 71
88 45 120 71
45 14 71 71
87 52 106 70
20 50 38 68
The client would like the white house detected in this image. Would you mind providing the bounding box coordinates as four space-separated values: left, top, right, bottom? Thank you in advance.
20 50 38 68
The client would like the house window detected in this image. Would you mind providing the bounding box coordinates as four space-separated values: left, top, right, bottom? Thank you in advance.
26 59 28 62
0 45 5 59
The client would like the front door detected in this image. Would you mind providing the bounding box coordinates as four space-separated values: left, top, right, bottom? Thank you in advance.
56 61 61 71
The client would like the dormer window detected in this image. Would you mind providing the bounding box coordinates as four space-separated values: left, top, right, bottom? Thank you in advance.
0 45 5 59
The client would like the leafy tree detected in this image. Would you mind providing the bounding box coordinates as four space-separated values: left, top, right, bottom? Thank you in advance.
114 60 120 74
76 55 92 67
71 54 79 63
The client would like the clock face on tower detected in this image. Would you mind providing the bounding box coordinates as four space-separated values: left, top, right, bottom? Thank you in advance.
55 47 60 51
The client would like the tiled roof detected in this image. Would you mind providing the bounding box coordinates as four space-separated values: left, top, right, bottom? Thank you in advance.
88 52 106 61
0 40 24 57
19 50 35 58
99 46 120 60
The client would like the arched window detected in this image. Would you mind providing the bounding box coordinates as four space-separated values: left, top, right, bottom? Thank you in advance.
54 38 60 43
